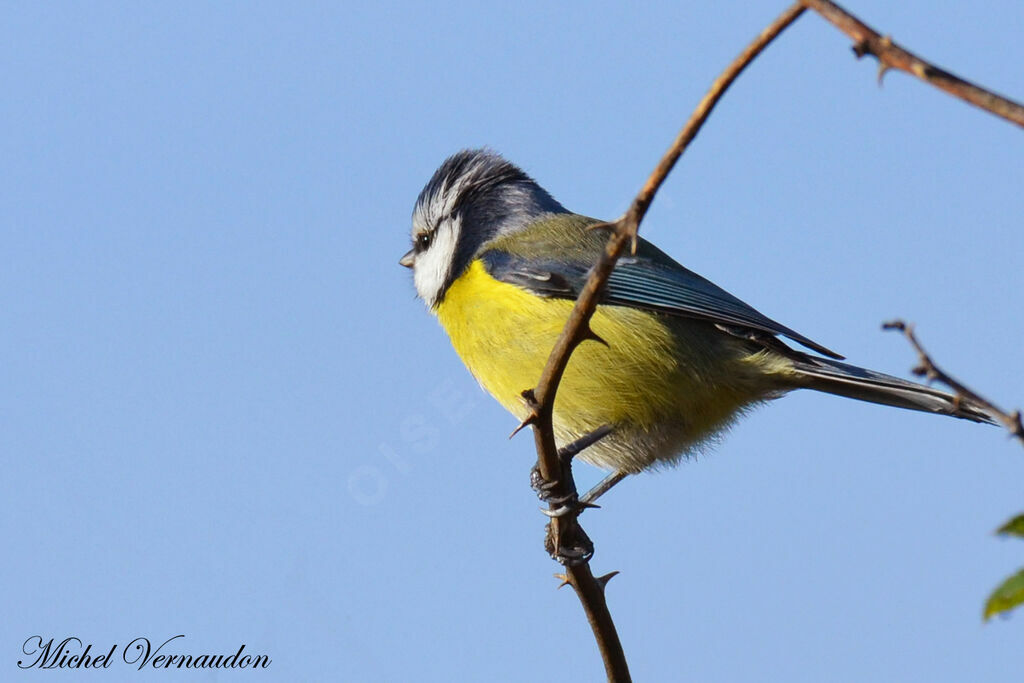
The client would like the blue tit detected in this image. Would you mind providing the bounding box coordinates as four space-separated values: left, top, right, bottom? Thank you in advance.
400 149 990 473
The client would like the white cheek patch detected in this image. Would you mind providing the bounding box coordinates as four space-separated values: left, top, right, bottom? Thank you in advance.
413 219 460 308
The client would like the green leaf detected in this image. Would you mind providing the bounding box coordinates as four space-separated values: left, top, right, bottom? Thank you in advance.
984 569 1024 621
996 514 1024 538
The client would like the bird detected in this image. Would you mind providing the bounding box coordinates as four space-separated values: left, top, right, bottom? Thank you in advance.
400 149 991 475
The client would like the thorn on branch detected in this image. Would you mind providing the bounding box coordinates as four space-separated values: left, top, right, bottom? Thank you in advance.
877 61 891 86
510 389 543 438
804 0 1024 128
597 571 620 590
554 573 571 589
509 411 538 439
580 324 609 347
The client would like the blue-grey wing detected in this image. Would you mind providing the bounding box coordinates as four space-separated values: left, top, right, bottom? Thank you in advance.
480 250 843 360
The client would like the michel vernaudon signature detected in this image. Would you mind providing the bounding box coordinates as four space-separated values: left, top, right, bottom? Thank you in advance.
18 635 271 670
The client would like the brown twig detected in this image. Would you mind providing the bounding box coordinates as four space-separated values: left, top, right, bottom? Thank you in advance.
802 0 1024 129
520 5 808 681
883 320 1024 445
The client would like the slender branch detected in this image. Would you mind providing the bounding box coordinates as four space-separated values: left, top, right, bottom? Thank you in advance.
883 320 1024 445
511 3 1024 679
802 0 1024 128
521 5 808 681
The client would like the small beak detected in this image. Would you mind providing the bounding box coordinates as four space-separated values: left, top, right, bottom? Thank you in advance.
399 249 415 268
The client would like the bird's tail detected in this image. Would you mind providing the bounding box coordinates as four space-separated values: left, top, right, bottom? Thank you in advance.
786 356 994 424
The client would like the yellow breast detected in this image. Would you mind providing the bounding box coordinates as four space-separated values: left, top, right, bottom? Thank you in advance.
436 260 699 431
433 259 789 472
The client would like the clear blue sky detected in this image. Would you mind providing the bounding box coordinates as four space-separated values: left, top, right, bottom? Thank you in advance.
3 2 1022 681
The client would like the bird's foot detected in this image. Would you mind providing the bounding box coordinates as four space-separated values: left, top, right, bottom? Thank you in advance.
531 465 597 514
528 425 617 565
530 424 614 502
545 517 594 566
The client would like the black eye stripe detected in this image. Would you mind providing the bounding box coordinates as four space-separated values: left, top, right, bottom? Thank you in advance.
415 232 432 252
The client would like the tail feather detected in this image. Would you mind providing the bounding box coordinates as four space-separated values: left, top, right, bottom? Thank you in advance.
787 356 994 424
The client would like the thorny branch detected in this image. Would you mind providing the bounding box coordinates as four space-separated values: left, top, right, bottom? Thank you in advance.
883 320 1024 446
801 0 1024 128
513 3 1022 681
519 5 808 681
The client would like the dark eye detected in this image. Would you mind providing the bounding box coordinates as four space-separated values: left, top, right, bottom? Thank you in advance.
415 232 432 252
